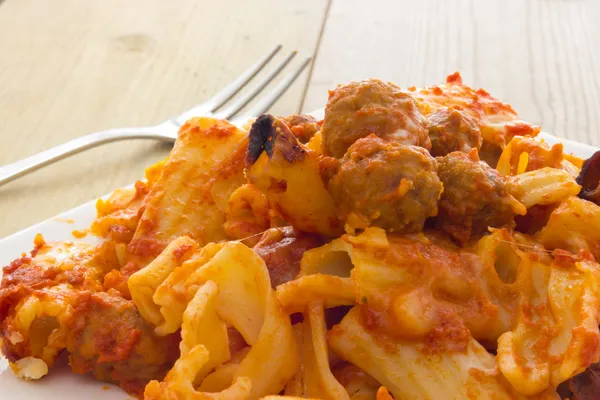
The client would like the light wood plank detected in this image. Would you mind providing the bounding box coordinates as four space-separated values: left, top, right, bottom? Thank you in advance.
0 0 327 237
304 0 600 148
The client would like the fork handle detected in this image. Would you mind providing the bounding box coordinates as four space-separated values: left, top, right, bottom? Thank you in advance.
0 128 171 186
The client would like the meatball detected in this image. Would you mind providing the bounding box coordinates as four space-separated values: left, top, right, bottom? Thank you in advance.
326 135 442 233
436 151 520 245
567 363 600 400
253 227 325 288
426 107 482 157
280 114 320 143
322 79 430 158
67 292 180 396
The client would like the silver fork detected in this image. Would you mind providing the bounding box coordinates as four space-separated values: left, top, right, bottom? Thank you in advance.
0 45 311 186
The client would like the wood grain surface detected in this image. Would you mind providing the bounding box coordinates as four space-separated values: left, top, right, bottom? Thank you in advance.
1 0 599 237
304 0 600 145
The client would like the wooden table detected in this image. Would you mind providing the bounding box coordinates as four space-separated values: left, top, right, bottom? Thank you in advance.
1 0 599 237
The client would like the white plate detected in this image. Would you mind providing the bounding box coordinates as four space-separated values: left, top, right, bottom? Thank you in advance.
0 127 597 399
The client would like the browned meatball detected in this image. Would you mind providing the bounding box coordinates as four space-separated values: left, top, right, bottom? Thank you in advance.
567 363 600 400
66 292 180 396
322 79 430 158
253 227 325 288
426 107 482 157
280 114 320 144
326 135 442 233
436 151 520 245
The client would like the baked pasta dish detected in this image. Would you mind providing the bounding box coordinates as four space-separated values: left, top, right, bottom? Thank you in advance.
3 73 600 400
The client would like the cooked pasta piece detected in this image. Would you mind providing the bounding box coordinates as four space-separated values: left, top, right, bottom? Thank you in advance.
298 227 516 343
545 257 599 383
128 117 248 258
92 181 148 242
246 114 341 236
287 303 350 400
497 248 600 395
276 274 356 314
306 130 323 153
135 242 298 399
203 243 298 396
128 236 199 327
537 196 600 261
496 136 565 176
144 281 232 399
198 361 245 393
331 363 381 400
223 184 271 243
497 251 553 395
92 159 166 242
507 167 581 209
329 307 538 400
263 397 320 400
151 242 226 336
144 344 252 400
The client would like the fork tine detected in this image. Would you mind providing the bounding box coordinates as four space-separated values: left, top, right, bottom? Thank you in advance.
215 51 297 120
240 57 312 120
175 45 281 124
